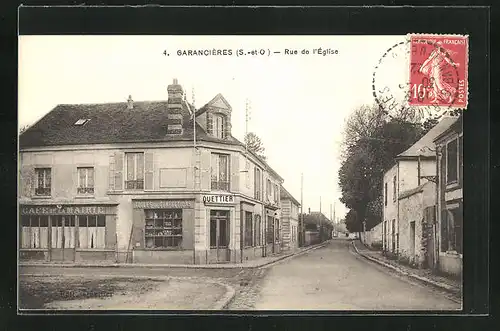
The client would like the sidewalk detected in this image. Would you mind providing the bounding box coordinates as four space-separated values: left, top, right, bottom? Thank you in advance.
352 240 462 298
19 241 328 269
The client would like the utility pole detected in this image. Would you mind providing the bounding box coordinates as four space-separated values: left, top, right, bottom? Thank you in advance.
319 196 322 242
300 173 304 247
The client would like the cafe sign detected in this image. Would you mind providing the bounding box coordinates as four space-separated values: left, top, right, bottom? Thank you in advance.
20 205 110 215
203 194 236 205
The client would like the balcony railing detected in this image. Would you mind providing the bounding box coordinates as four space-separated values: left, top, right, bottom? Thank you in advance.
125 180 144 190
211 180 230 191
35 187 51 196
77 187 95 195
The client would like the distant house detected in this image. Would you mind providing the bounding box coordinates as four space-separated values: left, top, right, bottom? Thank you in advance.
382 115 459 270
279 186 300 251
434 115 463 277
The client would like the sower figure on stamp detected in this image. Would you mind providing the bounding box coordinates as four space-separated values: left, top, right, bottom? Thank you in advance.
418 42 460 104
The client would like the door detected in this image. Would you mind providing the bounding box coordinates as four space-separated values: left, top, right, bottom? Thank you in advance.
210 210 230 262
410 221 416 264
50 215 76 262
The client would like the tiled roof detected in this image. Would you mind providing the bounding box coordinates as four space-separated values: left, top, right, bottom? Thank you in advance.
280 186 300 206
397 116 459 158
19 100 241 148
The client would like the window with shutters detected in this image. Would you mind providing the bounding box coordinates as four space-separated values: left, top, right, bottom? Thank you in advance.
35 168 51 196
125 152 144 190
77 167 94 195
446 138 458 184
211 153 230 191
266 216 274 244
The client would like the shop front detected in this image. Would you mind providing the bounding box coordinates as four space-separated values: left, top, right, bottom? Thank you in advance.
130 198 195 264
202 193 237 263
19 204 118 262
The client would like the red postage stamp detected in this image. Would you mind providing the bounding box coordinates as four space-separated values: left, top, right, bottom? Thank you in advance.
408 34 468 109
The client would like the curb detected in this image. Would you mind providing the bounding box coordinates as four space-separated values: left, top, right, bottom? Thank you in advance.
21 273 236 310
19 242 329 270
351 241 461 298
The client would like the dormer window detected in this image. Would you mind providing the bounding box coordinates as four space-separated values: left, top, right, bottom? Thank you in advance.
213 114 224 139
74 119 90 126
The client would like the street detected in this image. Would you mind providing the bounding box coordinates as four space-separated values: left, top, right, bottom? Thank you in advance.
248 239 461 310
19 239 460 311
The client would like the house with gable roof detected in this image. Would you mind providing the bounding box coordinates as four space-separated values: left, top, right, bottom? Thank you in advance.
382 115 460 271
19 79 284 264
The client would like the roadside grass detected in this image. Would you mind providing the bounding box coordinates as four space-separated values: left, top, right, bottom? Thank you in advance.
19 276 164 309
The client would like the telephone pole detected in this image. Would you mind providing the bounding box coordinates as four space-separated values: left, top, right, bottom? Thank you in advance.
300 173 304 247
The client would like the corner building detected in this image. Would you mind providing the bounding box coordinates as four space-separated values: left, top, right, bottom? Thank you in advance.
19 79 284 264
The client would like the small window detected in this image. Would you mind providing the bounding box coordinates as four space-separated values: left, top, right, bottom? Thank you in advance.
35 168 51 196
384 183 388 206
446 138 458 184
74 119 90 126
393 176 397 202
77 167 95 195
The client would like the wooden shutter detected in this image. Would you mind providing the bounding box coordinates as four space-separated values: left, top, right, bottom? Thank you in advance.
440 209 448 252
108 154 115 191
22 167 35 198
206 113 213 135
144 152 154 190
114 152 124 191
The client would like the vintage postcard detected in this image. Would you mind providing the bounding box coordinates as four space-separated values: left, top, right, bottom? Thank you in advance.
18 35 464 311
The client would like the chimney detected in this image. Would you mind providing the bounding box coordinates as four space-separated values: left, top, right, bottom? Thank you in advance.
166 78 185 135
127 95 134 109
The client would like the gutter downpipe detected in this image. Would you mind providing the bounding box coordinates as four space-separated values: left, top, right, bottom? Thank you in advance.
434 147 441 271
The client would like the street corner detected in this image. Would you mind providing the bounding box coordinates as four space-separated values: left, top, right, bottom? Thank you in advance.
19 274 234 310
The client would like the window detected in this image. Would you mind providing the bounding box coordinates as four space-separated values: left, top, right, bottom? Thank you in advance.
210 210 230 248
78 215 106 249
77 167 95 194
212 114 225 139
391 219 396 252
254 168 262 200
211 153 230 191
21 215 49 248
384 183 388 206
441 205 463 254
266 216 274 244
267 179 271 198
393 175 397 202
274 184 278 202
35 168 51 196
144 210 182 249
446 138 458 184
51 216 76 248
74 119 90 126
254 215 261 246
244 211 253 247
125 152 144 189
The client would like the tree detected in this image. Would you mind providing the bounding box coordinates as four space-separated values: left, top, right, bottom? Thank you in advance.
244 132 266 160
338 104 428 233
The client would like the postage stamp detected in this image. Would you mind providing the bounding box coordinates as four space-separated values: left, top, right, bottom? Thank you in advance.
408 34 469 109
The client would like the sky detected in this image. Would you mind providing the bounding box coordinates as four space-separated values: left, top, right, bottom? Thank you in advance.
19 35 406 221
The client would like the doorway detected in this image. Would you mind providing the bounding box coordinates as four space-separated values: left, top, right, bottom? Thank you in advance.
210 210 230 262
410 221 416 264
50 215 76 262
